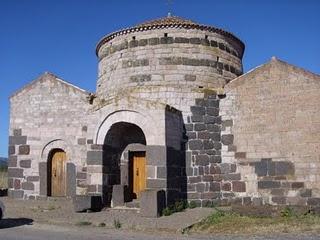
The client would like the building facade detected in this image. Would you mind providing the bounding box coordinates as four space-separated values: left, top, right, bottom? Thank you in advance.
8 16 320 208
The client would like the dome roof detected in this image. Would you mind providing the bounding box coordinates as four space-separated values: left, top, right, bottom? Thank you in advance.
96 15 244 56
136 15 199 27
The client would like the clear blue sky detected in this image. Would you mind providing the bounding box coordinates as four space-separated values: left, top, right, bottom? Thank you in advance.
0 0 319 157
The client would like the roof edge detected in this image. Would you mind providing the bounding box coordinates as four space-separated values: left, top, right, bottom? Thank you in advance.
10 72 89 99
225 57 320 90
95 17 245 57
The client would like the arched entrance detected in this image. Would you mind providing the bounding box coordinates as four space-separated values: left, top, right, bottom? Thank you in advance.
48 149 67 197
103 122 146 204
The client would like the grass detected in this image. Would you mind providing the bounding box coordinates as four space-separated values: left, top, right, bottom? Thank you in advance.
113 219 122 229
75 221 92 226
189 208 320 235
0 170 8 189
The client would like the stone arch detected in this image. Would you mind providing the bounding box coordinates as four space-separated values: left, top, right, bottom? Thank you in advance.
41 139 72 162
95 110 163 146
39 139 75 197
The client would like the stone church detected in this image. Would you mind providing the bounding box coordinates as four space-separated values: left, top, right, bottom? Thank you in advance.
8 16 320 209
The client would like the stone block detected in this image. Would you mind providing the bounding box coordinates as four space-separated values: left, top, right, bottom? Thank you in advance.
190 37 201 44
209 182 221 192
195 183 205 192
8 189 24 199
112 185 129 207
275 161 295 176
191 115 203 122
222 182 231 191
188 140 203 150
21 182 34 190
197 132 209 141
87 151 103 165
210 156 222 163
300 189 312 198
223 173 241 181
272 197 286 205
20 159 31 168
8 168 23 178
14 179 21 189
73 195 103 212
243 197 252 205
210 40 218 47
26 176 39 182
185 124 193 131
291 182 304 189
220 163 231 174
9 136 27 145
235 152 246 159
76 172 87 179
13 129 22 136
140 189 166 218
157 166 167 179
207 124 220 132
195 155 209 166
147 179 166 189
87 139 93 144
160 37 173 44
138 39 148 46
8 145 15 155
222 120 233 127
207 107 219 116
19 145 30 155
221 135 234 145
254 161 268 176
203 116 216 124
174 37 189 43
200 38 210 46
185 74 196 81
67 162 76 197
146 145 166 166
189 176 201 184
186 132 196 139
271 189 285 196
148 37 159 45
208 99 219 108
209 133 221 141
8 156 17 167
232 181 246 192
190 106 205 116
258 181 280 189
307 198 320 206
39 162 47 196
77 138 86 145
213 142 222 150
202 175 213 182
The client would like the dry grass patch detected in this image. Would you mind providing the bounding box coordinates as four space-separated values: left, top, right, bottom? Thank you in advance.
190 208 320 235
0 170 8 189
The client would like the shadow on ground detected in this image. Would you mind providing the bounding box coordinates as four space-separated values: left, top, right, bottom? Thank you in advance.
0 218 33 229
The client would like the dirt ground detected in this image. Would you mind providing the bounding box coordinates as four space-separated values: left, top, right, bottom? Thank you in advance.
0 196 214 233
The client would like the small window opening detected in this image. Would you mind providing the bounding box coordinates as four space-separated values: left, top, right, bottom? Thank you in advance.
216 56 219 62
132 36 136 40
198 86 204 89
205 35 208 39
164 33 168 37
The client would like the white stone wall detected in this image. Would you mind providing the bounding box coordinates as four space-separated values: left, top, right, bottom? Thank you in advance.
9 73 91 197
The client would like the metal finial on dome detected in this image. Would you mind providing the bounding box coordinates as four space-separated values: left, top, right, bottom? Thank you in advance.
166 0 173 18
167 12 172 17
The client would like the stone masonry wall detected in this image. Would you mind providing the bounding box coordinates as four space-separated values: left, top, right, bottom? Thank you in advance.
9 73 91 199
184 90 248 207
219 58 320 206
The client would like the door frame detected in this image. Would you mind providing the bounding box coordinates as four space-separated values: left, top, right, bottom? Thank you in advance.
128 151 146 199
47 148 67 197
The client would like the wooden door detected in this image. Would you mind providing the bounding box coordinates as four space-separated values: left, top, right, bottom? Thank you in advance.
132 152 146 199
51 150 67 197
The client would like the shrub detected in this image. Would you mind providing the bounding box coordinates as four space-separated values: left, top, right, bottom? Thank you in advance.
113 219 122 229
280 206 295 218
188 201 197 209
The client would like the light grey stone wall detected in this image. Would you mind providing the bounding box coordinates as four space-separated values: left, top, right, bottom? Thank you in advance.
8 73 91 199
220 58 320 205
96 28 244 123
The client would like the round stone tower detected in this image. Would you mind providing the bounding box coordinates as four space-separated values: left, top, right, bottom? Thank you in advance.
95 15 244 114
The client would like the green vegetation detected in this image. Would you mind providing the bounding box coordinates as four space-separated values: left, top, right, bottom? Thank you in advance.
113 219 122 229
75 221 92 226
0 167 8 189
162 200 190 216
97 222 106 227
189 207 320 234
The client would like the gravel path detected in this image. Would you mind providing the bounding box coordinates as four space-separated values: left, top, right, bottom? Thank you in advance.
0 197 214 232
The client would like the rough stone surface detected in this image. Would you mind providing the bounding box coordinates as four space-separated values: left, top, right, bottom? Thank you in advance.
140 189 166 218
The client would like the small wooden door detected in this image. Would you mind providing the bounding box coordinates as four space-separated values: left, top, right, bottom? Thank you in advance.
132 152 146 199
51 150 67 197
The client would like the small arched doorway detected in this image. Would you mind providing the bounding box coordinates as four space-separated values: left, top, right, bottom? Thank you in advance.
103 122 146 204
48 149 67 197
